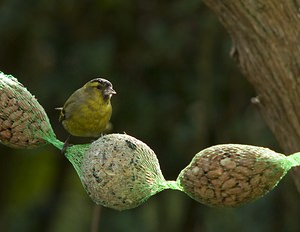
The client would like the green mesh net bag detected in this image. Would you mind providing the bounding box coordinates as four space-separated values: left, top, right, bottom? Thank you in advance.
176 144 297 207
2 71 300 211
65 133 179 211
0 72 62 149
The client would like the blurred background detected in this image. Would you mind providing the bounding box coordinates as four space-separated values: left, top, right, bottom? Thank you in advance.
1 0 300 232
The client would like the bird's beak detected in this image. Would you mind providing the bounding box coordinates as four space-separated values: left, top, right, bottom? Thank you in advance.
105 86 117 95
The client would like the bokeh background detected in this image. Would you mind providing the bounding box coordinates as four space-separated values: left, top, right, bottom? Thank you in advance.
1 1 300 232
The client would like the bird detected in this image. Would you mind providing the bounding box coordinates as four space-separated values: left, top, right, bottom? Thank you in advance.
58 78 116 138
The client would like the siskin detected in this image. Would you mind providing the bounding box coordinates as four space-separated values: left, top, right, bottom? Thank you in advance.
58 78 116 138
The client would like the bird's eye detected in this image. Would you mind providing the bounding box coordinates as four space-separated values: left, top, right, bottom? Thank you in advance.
96 84 103 90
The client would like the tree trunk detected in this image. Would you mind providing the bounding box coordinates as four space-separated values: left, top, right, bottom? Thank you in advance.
202 0 300 191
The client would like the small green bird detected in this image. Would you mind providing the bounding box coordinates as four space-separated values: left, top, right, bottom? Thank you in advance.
58 78 116 138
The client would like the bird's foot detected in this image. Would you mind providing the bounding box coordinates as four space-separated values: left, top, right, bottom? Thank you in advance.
61 135 72 155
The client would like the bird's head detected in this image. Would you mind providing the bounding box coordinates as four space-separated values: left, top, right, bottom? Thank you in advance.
87 78 116 100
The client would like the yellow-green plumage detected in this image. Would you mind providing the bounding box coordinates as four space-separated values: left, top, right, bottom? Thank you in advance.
59 78 116 137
